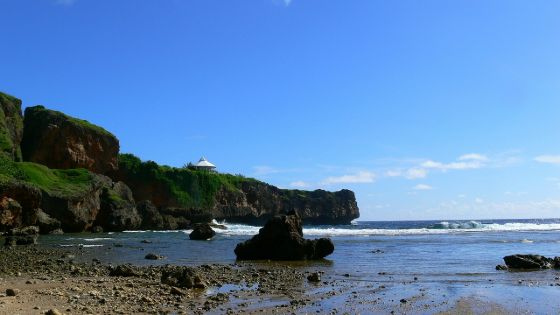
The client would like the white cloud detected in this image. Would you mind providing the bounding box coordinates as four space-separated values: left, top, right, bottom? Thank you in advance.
535 155 560 165
289 181 309 188
405 168 428 179
459 153 488 162
253 166 281 176
321 171 376 185
421 159 484 171
413 184 433 191
475 198 484 204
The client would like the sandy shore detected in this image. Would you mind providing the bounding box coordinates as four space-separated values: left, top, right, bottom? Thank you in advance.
0 246 551 314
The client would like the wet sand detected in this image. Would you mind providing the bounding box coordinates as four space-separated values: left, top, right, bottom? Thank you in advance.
0 246 558 314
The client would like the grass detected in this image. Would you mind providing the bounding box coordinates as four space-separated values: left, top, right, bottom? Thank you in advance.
0 154 94 198
26 105 115 138
118 154 259 208
0 92 22 157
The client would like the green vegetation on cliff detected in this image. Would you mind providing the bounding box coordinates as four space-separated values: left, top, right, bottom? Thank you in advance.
117 153 257 209
0 154 94 198
25 105 114 138
0 92 24 160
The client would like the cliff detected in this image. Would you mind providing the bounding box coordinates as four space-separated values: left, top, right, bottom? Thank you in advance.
21 105 119 174
0 93 360 232
0 92 24 161
110 154 360 225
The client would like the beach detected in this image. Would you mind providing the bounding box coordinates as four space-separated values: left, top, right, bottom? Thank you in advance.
2 220 560 314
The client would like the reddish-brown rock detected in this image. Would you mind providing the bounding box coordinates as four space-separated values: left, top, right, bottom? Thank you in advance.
21 105 119 174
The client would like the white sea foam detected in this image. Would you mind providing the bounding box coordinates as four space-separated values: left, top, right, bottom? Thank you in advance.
117 221 560 237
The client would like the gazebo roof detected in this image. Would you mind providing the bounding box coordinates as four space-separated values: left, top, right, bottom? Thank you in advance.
195 156 216 168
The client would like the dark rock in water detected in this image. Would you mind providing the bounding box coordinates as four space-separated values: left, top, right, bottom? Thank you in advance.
109 264 139 277
140 239 152 244
21 105 119 174
49 228 64 235
495 265 508 271
137 200 165 230
145 253 164 260
307 272 321 282
234 212 335 260
161 266 206 289
0 197 22 231
5 288 19 296
503 254 554 270
92 226 103 233
95 182 141 231
4 226 39 246
189 223 216 240
35 209 61 234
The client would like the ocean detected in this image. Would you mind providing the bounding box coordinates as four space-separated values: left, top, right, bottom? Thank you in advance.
39 218 560 313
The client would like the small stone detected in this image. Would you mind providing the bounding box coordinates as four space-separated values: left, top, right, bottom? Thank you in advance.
145 253 164 260
307 272 321 283
141 240 152 244
45 309 63 315
170 287 186 296
400 299 407 304
6 288 19 296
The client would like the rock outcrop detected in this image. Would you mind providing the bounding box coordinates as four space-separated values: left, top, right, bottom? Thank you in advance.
21 106 119 174
234 212 335 260
4 226 39 246
95 181 141 231
0 197 22 231
189 223 216 240
0 92 24 161
502 254 560 270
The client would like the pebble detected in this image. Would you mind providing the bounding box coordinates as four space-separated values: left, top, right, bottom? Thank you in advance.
307 272 321 283
6 288 19 296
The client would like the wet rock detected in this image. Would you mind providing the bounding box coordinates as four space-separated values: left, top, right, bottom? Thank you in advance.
136 200 165 230
109 264 139 277
95 182 141 232
141 239 152 244
35 209 61 234
307 272 321 282
234 212 335 260
6 288 19 296
161 266 206 289
92 226 103 233
144 253 164 260
503 254 554 270
400 298 407 304
4 226 39 246
495 265 508 271
49 228 64 235
0 197 22 231
170 286 186 296
189 223 216 240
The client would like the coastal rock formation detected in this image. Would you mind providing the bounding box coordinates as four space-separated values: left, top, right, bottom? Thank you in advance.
111 154 360 226
502 254 560 270
137 200 165 230
0 197 22 230
4 226 39 246
95 181 141 231
234 212 335 260
189 223 216 240
34 209 62 234
21 105 119 174
0 92 24 161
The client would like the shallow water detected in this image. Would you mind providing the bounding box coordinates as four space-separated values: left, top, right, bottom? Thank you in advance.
39 219 560 313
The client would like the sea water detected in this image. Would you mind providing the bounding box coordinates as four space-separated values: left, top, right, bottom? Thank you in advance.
39 218 560 312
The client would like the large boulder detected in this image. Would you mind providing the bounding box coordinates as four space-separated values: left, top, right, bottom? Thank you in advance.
21 105 119 174
503 254 555 270
0 92 24 161
0 176 42 227
95 181 141 231
234 212 334 260
189 223 216 240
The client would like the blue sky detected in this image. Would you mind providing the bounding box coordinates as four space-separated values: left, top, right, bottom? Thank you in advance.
2 0 560 220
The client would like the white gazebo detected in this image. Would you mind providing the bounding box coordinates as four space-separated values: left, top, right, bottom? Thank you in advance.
193 156 216 171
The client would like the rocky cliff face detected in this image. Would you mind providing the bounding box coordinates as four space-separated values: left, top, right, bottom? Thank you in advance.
0 92 24 161
213 182 359 224
21 106 119 174
111 154 360 225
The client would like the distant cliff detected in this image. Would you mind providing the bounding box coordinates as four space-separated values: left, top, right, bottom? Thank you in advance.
0 92 360 233
110 154 360 225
